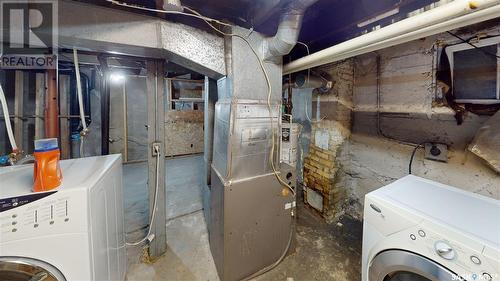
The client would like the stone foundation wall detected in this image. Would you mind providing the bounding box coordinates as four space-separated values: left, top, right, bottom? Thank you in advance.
302 60 354 221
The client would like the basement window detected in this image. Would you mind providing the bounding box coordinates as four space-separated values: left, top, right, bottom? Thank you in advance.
445 36 500 104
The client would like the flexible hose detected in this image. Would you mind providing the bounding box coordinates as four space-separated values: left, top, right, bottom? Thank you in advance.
73 49 88 158
113 2 297 273
0 84 18 152
183 6 295 196
182 7 297 277
80 136 85 158
409 142 426 174
126 147 161 246
73 49 87 132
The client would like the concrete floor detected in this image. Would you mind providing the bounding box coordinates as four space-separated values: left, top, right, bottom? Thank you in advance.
124 154 362 281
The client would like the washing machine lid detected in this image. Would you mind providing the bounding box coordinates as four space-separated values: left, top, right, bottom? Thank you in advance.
0 154 121 198
369 175 500 248
369 250 456 281
0 256 66 281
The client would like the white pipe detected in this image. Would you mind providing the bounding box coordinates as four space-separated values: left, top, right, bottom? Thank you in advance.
284 0 500 74
73 48 87 131
0 84 18 152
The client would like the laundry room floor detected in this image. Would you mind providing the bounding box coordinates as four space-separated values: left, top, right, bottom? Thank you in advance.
123 154 362 281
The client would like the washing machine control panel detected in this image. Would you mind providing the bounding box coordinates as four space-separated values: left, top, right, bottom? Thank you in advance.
401 224 500 281
0 190 86 242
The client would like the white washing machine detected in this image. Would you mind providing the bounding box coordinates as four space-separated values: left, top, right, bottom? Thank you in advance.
362 175 500 281
0 155 126 281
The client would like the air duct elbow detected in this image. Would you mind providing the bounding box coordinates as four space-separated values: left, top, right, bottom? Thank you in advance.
264 0 318 61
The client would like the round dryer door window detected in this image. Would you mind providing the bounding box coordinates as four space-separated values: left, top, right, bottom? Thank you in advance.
385 271 432 281
369 250 456 281
0 257 66 281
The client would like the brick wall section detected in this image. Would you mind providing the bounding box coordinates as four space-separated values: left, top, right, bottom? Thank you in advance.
303 59 354 221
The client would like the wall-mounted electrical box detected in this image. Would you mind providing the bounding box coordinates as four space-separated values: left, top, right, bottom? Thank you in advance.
424 143 448 162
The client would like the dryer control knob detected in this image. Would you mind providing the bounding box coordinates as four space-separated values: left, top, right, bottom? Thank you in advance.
435 241 456 260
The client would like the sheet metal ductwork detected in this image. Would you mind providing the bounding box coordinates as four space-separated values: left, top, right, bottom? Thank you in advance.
207 1 317 279
264 0 319 61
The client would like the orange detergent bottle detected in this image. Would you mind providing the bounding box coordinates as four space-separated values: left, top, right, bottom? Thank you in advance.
33 138 62 192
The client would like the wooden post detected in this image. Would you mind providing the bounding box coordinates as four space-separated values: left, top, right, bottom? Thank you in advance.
146 60 166 258
59 75 70 159
35 73 45 140
14 71 24 151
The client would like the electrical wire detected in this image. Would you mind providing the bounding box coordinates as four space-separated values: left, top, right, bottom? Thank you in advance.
113 4 296 272
181 5 295 196
408 142 426 174
180 5 297 279
106 0 231 27
0 84 18 152
126 147 161 246
296 41 311 86
446 31 500 59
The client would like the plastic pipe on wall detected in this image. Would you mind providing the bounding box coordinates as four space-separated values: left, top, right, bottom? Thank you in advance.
0 84 18 152
283 0 500 74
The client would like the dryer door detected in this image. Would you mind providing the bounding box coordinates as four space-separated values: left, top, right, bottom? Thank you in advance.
369 250 457 281
0 257 66 281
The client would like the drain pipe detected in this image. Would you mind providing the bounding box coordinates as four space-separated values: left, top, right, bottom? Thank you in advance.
0 84 17 152
283 0 500 74
264 0 319 61
45 69 59 138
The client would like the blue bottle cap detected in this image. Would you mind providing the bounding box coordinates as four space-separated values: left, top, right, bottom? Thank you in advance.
34 138 59 152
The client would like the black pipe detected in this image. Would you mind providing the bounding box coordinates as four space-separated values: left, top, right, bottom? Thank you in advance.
98 55 110 155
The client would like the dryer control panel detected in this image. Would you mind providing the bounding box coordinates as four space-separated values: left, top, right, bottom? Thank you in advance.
0 189 87 242
401 223 500 281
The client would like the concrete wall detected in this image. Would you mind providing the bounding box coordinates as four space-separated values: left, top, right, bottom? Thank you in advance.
301 24 500 221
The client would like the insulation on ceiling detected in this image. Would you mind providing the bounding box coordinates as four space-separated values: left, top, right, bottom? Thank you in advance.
468 111 500 174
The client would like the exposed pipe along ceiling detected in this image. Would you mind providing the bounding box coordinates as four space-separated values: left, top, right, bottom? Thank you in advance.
0 0 499 281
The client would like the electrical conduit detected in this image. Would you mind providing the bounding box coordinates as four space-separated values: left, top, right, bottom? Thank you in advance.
0 84 18 152
283 0 500 74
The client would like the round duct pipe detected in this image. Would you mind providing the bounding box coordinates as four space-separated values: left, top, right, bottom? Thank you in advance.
294 73 333 92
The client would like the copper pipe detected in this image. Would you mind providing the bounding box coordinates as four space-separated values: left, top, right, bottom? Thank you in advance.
45 69 59 138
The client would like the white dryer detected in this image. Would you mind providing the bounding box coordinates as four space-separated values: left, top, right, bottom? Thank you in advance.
0 155 126 281
362 175 499 281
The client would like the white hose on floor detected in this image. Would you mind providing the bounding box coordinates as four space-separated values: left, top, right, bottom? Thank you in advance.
0 84 18 152
126 147 161 246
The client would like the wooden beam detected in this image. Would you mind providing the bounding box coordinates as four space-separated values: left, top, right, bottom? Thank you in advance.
35 73 45 140
14 71 23 152
59 75 70 159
